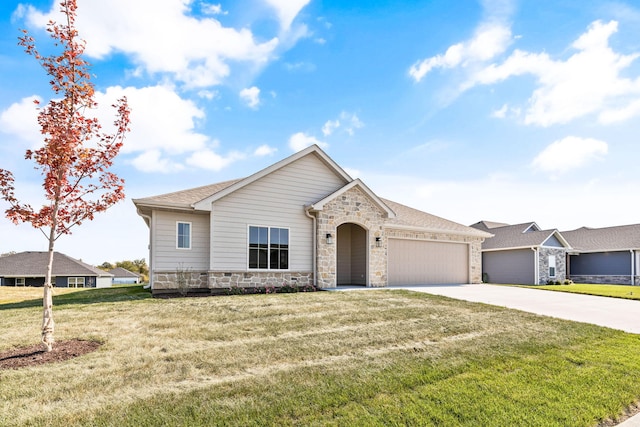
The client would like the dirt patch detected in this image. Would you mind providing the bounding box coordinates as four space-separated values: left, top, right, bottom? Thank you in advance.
0 339 101 370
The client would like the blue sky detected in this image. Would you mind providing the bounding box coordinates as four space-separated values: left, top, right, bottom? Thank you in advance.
1 0 640 265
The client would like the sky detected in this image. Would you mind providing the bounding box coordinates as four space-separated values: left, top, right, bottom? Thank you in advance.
1 0 640 265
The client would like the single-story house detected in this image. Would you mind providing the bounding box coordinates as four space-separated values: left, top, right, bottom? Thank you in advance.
133 145 491 295
0 251 113 288
470 221 571 285
108 267 142 284
562 224 640 285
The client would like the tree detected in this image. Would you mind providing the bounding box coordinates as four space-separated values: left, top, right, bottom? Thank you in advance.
97 261 115 271
0 0 130 351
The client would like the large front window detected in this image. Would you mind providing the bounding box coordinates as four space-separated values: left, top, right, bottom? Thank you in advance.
249 226 289 270
68 277 85 288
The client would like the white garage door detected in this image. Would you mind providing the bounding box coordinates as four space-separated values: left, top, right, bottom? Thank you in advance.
388 239 469 285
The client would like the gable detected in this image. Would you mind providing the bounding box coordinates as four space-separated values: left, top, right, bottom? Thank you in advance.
193 146 351 211
542 234 564 248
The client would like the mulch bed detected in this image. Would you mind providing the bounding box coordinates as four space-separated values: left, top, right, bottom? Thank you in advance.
0 339 101 370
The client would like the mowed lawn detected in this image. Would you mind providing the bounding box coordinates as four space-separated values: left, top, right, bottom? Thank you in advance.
2 286 640 426
519 283 640 300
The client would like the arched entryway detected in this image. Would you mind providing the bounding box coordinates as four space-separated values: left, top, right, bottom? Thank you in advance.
337 223 367 286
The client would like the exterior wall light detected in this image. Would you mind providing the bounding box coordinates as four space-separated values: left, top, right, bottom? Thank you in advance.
326 233 333 244
375 236 382 247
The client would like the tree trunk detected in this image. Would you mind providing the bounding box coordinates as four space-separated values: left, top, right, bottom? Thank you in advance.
42 241 56 352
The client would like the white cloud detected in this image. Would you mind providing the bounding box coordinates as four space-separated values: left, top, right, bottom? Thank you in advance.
409 23 512 82
340 112 364 135
95 85 208 156
131 150 185 173
0 95 42 147
322 119 340 136
263 0 310 31
24 0 283 89
239 86 261 109
288 132 327 152
531 136 608 174
0 85 221 173
202 3 227 15
185 147 245 171
321 112 364 137
254 144 277 156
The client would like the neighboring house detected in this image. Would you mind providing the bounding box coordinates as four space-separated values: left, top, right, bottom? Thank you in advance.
0 251 113 288
133 145 491 295
470 221 571 285
108 267 141 284
562 224 640 285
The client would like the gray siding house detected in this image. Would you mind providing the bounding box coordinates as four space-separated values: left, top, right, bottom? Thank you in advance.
108 267 142 284
471 221 571 285
133 145 491 294
562 224 640 285
0 251 113 288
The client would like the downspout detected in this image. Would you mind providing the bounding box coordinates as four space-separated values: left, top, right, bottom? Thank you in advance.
531 247 539 284
631 250 635 286
304 208 317 288
137 209 153 290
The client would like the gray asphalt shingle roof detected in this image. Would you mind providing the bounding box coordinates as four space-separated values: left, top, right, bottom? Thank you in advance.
562 224 640 251
471 222 565 250
108 267 141 278
0 252 112 277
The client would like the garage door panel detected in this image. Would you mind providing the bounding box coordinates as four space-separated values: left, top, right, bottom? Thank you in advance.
388 239 468 285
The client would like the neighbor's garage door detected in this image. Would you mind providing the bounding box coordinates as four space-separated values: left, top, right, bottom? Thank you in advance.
388 239 469 285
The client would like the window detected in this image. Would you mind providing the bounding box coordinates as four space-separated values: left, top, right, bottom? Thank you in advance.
249 226 289 270
16 277 25 286
549 255 556 278
68 277 85 288
177 222 192 249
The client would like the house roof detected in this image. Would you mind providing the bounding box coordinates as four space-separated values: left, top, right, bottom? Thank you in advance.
562 224 640 252
0 252 113 277
470 220 510 230
471 222 570 251
108 267 141 278
384 200 491 238
133 145 487 239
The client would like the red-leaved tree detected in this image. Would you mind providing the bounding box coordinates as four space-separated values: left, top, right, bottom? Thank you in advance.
0 0 130 351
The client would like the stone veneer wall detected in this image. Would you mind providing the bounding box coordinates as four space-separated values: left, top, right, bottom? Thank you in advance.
153 270 313 290
385 228 484 284
315 187 388 289
569 275 638 285
538 247 567 284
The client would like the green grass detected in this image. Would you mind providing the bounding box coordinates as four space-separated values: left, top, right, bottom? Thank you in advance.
1 285 640 426
516 283 640 300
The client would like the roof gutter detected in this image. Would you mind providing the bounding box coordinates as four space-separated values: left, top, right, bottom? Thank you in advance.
384 223 492 239
532 247 539 285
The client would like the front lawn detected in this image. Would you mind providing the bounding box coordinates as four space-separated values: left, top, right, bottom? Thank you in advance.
520 283 640 300
1 285 640 426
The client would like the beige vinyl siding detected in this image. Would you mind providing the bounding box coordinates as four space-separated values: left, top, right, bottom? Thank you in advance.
153 210 210 271
210 153 347 271
388 239 469 285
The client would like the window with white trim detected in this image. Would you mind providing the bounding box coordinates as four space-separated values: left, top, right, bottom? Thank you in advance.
248 226 289 270
549 255 556 278
16 277 25 286
176 221 192 249
68 277 85 288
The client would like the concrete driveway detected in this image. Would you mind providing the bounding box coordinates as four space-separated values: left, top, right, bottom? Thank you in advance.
392 283 640 335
